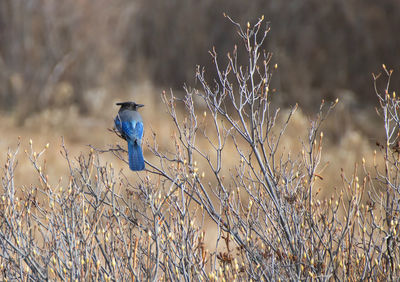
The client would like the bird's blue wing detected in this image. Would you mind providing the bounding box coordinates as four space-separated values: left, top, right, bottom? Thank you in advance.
120 120 143 142
114 116 122 132
121 121 135 138
135 122 144 140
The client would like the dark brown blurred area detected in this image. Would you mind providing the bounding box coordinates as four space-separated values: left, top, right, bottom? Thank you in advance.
0 0 399 120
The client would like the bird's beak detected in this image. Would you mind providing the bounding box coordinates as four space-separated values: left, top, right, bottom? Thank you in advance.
137 104 144 108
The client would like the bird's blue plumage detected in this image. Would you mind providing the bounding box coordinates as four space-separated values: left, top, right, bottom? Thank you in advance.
115 102 145 171
128 140 145 171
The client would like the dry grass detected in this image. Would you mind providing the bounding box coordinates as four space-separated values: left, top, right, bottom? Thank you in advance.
0 84 380 197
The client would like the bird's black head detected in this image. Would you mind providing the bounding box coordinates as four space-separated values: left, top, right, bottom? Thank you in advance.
116 101 144 111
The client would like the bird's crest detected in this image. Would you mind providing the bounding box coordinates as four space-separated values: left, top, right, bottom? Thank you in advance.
116 102 144 111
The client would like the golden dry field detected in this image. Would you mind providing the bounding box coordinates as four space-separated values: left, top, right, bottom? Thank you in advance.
0 81 382 198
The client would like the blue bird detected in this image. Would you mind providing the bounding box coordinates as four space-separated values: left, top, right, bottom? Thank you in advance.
115 102 145 171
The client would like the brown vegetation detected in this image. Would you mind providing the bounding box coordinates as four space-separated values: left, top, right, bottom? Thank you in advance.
1 0 399 118
1 15 399 280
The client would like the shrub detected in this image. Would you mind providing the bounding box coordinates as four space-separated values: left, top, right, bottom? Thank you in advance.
0 16 399 280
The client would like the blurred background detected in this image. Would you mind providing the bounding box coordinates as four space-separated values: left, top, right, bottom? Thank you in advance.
0 0 399 189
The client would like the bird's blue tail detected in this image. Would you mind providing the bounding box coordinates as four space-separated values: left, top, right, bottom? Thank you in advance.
127 140 145 171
